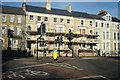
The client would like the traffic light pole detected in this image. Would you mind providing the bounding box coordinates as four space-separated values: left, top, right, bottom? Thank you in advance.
37 39 38 60
36 35 42 60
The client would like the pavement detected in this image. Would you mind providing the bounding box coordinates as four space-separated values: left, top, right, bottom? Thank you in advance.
2 56 120 80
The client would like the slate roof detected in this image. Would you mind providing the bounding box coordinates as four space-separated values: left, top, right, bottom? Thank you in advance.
1 5 120 22
0 5 24 15
97 11 108 16
26 5 105 20
112 17 120 22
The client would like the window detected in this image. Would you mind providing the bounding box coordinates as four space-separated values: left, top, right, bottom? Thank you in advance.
17 27 21 35
117 24 119 29
82 29 85 34
95 22 98 27
55 25 64 33
27 25 31 31
81 20 84 25
114 43 116 50
107 23 109 28
10 16 14 23
67 19 70 24
90 30 93 34
106 32 109 39
37 16 41 21
103 31 105 39
112 24 115 29
44 17 48 21
80 29 81 34
118 43 120 50
2 16 6 22
18 16 21 23
103 42 105 50
101 23 104 27
12 39 18 48
30 15 33 20
118 33 120 40
114 32 116 40
90 21 92 26
60 18 63 23
95 31 98 35
106 16 108 20
58 27 63 32
10 26 14 31
109 16 111 21
54 18 57 22
1 26 6 34
107 42 109 50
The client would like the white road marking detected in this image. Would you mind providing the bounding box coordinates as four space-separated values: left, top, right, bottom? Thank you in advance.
68 75 110 80
9 63 48 70
47 63 83 70
81 57 100 59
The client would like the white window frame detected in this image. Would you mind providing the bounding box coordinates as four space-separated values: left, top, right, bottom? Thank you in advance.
55 25 65 33
10 26 14 31
60 18 64 23
81 20 84 25
37 16 41 21
106 31 109 39
101 22 104 27
95 22 98 27
10 16 14 23
2 16 6 22
114 32 116 40
44 17 48 21
114 43 116 50
54 18 57 22
17 27 21 35
103 42 105 50
1 26 6 34
18 16 21 23
67 19 70 24
30 15 33 21
106 42 109 50
90 21 92 26
107 23 109 28
12 39 18 48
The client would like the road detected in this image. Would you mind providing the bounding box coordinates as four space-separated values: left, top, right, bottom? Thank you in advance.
2 56 120 80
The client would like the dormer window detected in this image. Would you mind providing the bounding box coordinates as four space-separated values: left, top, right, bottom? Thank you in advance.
109 16 111 21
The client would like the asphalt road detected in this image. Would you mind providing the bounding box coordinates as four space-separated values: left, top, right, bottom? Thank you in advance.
2 56 120 80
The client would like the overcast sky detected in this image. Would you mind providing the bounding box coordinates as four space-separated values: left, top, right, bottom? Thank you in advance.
1 1 120 19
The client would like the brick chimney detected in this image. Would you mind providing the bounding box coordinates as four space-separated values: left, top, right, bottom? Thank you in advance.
45 0 51 10
66 4 71 13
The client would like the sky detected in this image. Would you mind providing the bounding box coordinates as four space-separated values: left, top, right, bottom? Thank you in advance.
1 1 120 19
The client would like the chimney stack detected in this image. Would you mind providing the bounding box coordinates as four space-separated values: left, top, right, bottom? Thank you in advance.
66 4 71 13
45 0 51 10
22 0 26 12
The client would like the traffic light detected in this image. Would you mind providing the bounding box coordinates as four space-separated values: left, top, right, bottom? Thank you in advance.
67 32 73 41
37 26 41 35
7 29 14 38
37 22 46 35
41 22 46 35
